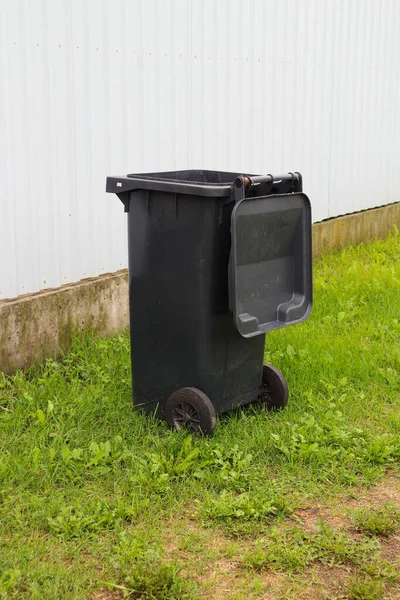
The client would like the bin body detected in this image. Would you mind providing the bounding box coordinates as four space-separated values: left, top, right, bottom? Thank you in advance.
127 187 265 415
106 169 312 418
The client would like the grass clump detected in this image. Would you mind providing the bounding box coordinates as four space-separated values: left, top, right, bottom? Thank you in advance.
343 575 384 600
351 504 400 537
45 498 139 539
202 489 292 538
242 521 379 573
105 533 197 600
243 526 317 572
107 556 192 600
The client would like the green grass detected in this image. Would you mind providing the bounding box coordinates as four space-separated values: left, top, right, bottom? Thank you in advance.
242 519 399 580
351 504 400 537
344 575 385 600
1 231 400 599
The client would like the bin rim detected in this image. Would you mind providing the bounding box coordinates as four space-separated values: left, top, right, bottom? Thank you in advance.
106 169 257 198
106 170 303 211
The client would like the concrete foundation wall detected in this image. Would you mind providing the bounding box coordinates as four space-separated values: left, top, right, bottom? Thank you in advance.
0 272 129 374
1 202 399 374
312 202 400 258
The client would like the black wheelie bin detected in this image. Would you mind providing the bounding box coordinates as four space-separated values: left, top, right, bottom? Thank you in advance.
106 170 312 435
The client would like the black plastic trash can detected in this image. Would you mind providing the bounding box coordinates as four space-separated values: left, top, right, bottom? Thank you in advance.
106 170 312 435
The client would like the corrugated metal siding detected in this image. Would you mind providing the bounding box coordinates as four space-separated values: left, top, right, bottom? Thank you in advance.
1 0 400 299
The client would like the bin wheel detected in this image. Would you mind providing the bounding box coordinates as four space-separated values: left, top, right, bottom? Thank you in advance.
165 387 216 436
258 364 289 410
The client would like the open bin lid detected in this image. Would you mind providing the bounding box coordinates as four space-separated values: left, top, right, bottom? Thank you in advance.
230 193 312 338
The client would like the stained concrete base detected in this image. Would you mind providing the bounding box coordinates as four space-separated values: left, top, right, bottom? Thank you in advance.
0 272 129 374
312 202 400 258
1 202 399 374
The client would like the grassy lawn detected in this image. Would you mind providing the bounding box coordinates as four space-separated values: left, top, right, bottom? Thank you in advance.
1 231 400 599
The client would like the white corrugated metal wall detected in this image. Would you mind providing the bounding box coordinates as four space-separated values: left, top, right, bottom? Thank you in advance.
1 0 400 300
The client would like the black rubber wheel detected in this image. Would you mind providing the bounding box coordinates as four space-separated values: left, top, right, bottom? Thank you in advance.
258 364 289 410
164 387 217 436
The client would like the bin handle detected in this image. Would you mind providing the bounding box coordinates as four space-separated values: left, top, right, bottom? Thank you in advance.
232 172 302 202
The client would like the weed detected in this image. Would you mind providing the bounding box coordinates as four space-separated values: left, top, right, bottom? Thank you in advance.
206 444 254 492
132 434 213 492
104 533 197 599
202 490 291 537
351 504 400 537
313 521 378 565
243 526 317 572
361 560 400 585
242 521 379 573
344 575 384 600
46 498 140 539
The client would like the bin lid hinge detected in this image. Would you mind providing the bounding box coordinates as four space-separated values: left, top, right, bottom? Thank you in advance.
231 175 248 203
231 172 302 203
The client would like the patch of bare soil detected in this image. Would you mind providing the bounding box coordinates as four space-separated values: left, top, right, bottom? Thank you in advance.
261 564 350 600
346 474 400 510
90 590 122 600
306 563 350 599
294 504 349 532
295 473 400 533
380 534 400 563
198 562 243 600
